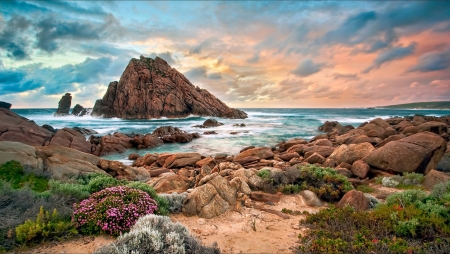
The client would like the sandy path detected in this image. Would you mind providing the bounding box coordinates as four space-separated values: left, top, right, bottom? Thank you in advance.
18 194 321 254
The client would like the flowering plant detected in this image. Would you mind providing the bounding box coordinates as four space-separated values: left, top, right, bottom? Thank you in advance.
72 186 158 235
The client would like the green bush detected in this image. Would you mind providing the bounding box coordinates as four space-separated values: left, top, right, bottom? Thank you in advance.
256 169 271 179
87 174 123 193
0 160 49 192
160 192 188 214
296 184 450 253
94 214 220 254
356 184 375 193
381 173 425 190
48 180 90 201
15 206 77 244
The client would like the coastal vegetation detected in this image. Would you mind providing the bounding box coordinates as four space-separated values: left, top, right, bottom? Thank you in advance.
296 182 450 253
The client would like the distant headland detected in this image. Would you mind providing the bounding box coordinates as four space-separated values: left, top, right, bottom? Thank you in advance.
376 101 450 110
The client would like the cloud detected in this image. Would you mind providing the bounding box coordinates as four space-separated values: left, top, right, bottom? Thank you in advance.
332 73 360 81
36 17 102 53
184 66 207 80
363 43 416 73
149 51 176 65
291 59 324 77
189 38 218 55
207 73 222 79
0 15 32 60
247 52 260 63
0 57 112 95
407 47 450 73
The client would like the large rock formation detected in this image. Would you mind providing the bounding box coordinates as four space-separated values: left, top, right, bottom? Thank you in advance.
0 108 53 146
54 93 72 116
91 56 247 119
0 101 11 109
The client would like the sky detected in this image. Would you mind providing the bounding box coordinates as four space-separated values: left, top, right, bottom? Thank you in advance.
0 1 450 108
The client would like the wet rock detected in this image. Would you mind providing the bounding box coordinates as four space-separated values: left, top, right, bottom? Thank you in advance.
54 93 72 116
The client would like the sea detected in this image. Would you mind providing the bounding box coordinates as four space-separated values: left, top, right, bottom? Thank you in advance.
11 108 450 164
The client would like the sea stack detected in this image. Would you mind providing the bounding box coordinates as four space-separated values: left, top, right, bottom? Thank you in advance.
54 93 72 116
91 56 247 119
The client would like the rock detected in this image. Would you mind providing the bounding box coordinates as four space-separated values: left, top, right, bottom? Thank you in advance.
203 119 223 127
72 104 87 116
336 190 369 211
49 128 93 154
422 170 450 190
286 144 305 154
318 121 340 133
107 161 150 181
395 120 413 132
279 152 300 161
195 157 216 168
250 192 281 203
338 162 352 170
152 126 199 143
54 93 72 116
329 142 375 165
0 101 12 109
234 147 274 162
92 132 133 156
72 127 98 135
412 116 426 126
203 131 217 135
234 156 260 165
436 153 450 172
149 168 171 177
128 153 140 160
336 168 353 178
148 173 188 193
0 141 44 175
299 190 323 207
364 132 446 174
381 127 397 139
183 174 238 218
0 108 53 146
91 56 247 119
163 153 202 168
345 135 375 145
416 121 448 135
336 129 366 145
375 134 405 148
232 168 261 189
240 146 255 153
322 158 337 168
351 160 370 178
303 146 335 158
34 145 107 180
41 124 57 133
314 139 333 147
304 152 325 164
402 126 418 135
279 139 308 151
134 154 158 167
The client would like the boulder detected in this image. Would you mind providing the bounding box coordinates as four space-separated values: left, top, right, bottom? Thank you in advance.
364 132 446 174
106 161 150 181
183 174 238 218
329 142 375 165
304 152 325 164
299 190 323 207
148 173 188 193
286 144 305 154
402 126 418 135
54 93 72 116
49 128 92 154
336 129 366 145
375 134 405 148
336 190 369 211
234 147 274 162
351 160 370 178
163 153 202 168
128 153 140 160
0 101 12 109
381 127 397 139
279 152 300 161
152 126 199 143
416 121 448 135
422 170 450 190
249 192 281 203
279 139 307 151
0 108 53 146
72 104 88 116
91 56 247 119
134 154 158 167
195 157 216 168
232 168 261 189
336 168 353 178
0 141 44 175
314 139 333 147
303 146 335 158
234 156 260 165
202 119 223 127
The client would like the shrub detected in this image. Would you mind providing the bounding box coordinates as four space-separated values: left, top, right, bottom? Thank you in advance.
48 180 90 201
72 186 158 235
381 173 425 189
15 206 77 244
0 160 49 192
160 192 188 214
94 214 220 254
430 180 450 201
256 169 271 179
76 173 109 185
87 174 124 193
356 184 375 193
125 181 169 216
385 189 427 207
